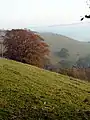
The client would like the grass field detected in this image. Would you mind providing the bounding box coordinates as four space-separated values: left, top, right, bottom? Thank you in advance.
0 59 90 120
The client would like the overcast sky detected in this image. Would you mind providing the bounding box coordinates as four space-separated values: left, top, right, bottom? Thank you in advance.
0 0 90 29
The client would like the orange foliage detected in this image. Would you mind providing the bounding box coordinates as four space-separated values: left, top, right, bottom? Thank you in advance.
4 29 49 68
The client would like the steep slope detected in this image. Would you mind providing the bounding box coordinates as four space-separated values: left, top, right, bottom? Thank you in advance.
0 59 90 120
40 33 90 63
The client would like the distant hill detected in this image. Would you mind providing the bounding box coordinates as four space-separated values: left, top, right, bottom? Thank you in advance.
39 32 90 64
30 22 90 42
0 29 90 64
0 59 90 119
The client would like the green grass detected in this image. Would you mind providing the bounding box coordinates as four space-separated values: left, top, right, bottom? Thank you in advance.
0 59 90 120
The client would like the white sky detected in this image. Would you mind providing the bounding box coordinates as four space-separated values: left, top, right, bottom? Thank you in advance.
0 0 90 29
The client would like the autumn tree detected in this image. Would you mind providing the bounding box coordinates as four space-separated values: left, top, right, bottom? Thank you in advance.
4 29 49 68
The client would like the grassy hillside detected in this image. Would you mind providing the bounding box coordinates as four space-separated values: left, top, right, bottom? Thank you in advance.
40 33 90 63
0 59 90 120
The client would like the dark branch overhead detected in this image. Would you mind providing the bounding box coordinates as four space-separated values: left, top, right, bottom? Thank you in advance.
80 15 90 21
85 15 90 18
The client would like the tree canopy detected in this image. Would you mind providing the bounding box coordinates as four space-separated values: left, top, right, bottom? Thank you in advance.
58 48 69 58
76 55 90 68
4 29 50 68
